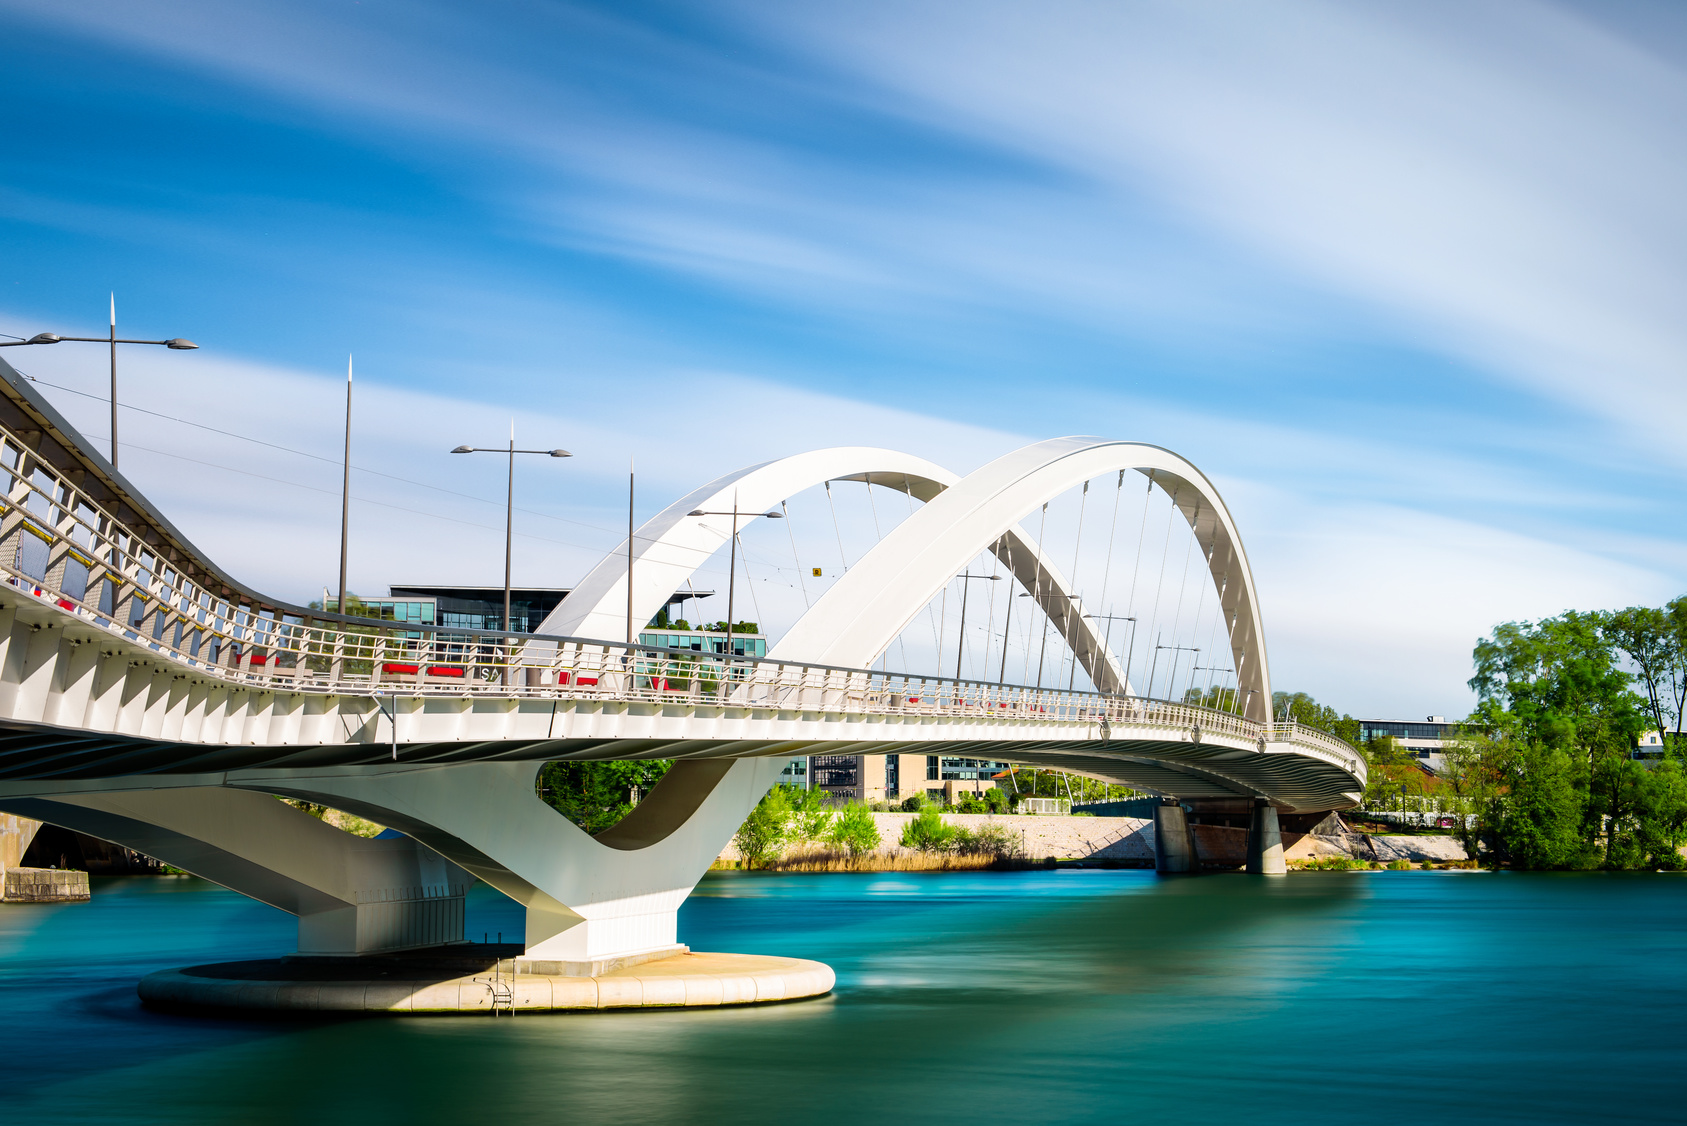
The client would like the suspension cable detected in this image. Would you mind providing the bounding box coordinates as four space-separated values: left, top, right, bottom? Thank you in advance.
824 481 849 574
1065 479 1091 691
982 538 1001 685
1029 502 1049 687
1124 474 1152 693
1143 483 1179 697
780 500 810 610
1092 470 1126 683
1164 500 1200 700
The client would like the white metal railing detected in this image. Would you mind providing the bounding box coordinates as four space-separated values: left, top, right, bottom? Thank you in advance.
0 419 1363 783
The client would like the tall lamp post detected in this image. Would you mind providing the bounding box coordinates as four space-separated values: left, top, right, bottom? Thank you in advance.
1149 641 1199 702
1083 612 1137 694
1017 590 1081 688
0 296 198 469
952 572 1001 680
452 430 571 680
686 498 781 662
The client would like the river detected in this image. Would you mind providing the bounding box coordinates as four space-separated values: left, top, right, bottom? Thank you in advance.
1 869 1682 1124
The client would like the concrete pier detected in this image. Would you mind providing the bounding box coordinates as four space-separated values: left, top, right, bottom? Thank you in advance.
1153 800 1200 873
2 866 89 901
1246 800 1287 875
138 948 834 1014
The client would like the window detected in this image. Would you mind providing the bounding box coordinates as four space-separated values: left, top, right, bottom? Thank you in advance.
61 557 90 603
14 527 48 581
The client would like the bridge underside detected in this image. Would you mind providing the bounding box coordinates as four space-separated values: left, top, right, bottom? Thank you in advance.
0 722 1359 813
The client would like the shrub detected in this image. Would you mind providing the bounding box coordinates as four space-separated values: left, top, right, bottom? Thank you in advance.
826 802 882 857
1387 858 1412 870
899 793 928 813
900 805 957 853
954 821 1019 860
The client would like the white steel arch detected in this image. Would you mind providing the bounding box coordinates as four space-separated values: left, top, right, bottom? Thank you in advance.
536 448 1127 691
771 437 1271 720
535 448 950 642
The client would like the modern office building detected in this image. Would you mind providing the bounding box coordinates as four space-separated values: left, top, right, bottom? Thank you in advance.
1357 716 1455 772
353 585 762 652
810 753 1015 805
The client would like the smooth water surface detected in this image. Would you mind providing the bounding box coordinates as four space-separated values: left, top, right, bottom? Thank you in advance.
1 870 1683 1124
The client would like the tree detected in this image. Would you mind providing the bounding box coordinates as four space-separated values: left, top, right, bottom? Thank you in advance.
1271 691 1361 746
825 802 881 857
1491 743 1586 869
1472 611 1650 857
537 759 672 834
787 784 833 844
1438 727 1502 860
1604 605 1682 745
733 785 791 868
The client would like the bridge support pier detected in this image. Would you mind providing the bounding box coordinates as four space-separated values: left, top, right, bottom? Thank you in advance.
1246 799 1286 875
1153 799 1200 873
0 787 472 953
247 756 789 969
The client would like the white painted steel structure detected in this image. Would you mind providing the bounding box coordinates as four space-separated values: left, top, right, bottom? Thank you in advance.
0 358 1362 965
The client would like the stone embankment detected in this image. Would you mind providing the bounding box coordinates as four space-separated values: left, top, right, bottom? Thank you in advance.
718 811 1469 868
2 866 90 901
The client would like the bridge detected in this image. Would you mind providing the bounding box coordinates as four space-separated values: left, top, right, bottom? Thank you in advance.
0 356 1362 973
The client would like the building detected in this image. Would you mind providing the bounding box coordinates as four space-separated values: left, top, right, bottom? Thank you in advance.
1357 715 1455 773
1634 730 1667 760
353 585 765 653
809 753 1014 805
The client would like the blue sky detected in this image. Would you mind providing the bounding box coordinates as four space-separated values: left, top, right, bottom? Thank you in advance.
2 0 1684 715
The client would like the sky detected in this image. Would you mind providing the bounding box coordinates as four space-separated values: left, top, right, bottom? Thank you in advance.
1 0 1684 717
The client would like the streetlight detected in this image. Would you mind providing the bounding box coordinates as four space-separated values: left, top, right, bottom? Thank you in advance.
451 430 571 674
952 572 1001 680
686 497 781 661
1018 590 1081 688
0 296 198 469
1190 664 1227 708
1084 612 1137 693
1148 640 1198 702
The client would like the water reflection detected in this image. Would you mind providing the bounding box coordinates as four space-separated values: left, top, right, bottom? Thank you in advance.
1 871 1682 1125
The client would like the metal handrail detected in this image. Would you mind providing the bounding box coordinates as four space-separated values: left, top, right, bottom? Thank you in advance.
0 419 1363 783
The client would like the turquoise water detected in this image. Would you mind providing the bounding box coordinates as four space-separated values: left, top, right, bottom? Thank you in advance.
1 870 1683 1124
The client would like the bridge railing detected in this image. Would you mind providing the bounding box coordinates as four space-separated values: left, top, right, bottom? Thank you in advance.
0 422 1362 782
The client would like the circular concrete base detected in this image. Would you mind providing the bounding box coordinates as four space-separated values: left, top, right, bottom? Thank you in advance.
139 950 834 1015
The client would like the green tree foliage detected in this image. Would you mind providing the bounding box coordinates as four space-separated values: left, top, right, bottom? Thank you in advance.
900 805 957 852
733 785 791 868
537 759 672 834
786 784 833 843
1465 606 1687 869
825 801 882 856
1271 691 1361 746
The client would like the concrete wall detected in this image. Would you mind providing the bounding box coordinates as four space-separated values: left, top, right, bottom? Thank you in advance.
717 811 1471 866
2 867 89 901
0 812 42 870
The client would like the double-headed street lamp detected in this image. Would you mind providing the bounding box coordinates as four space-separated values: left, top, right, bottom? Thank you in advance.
1018 590 1081 687
1084 612 1138 693
0 297 198 469
1149 641 1199 702
451 432 571 659
686 498 781 661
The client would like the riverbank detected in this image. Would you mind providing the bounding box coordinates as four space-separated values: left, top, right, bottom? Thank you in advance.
714 811 1472 870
